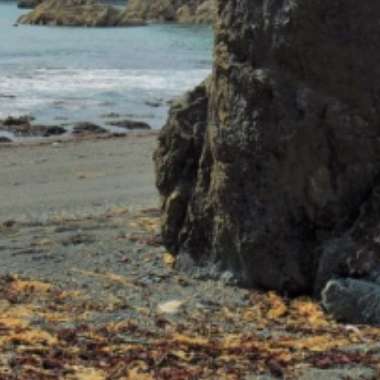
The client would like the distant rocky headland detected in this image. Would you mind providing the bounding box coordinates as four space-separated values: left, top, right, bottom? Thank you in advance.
17 0 145 27
17 0 216 26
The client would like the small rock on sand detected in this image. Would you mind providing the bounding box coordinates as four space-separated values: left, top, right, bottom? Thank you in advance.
107 119 151 130
72 122 108 135
322 278 380 324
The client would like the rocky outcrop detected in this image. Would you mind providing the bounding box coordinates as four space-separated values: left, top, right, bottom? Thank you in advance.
18 0 145 27
0 116 66 137
154 0 380 322
124 0 216 24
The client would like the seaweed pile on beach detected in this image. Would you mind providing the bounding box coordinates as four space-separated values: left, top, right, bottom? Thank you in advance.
0 209 380 380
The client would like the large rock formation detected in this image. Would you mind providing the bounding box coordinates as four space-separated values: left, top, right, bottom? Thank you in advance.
154 0 380 321
124 0 216 24
18 0 144 27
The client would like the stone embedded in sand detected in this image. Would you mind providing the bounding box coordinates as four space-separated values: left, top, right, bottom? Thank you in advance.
154 0 380 305
72 122 107 135
107 119 151 130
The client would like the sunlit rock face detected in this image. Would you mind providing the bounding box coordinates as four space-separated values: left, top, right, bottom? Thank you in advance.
154 0 380 311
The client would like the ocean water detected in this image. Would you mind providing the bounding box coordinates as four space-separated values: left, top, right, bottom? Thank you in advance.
0 1 213 132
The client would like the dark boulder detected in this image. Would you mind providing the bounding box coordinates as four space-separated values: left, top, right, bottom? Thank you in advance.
154 0 380 308
0 116 66 138
322 279 380 325
2 116 34 126
42 125 66 137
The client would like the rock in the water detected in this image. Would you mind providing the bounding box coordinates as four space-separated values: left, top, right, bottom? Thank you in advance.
322 279 380 324
107 119 151 130
72 122 107 135
154 0 380 297
17 0 43 9
17 0 146 27
123 0 216 24
2 116 34 126
145 100 162 108
0 137 12 144
100 112 121 119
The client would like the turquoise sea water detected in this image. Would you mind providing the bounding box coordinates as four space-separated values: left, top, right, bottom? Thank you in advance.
0 1 213 132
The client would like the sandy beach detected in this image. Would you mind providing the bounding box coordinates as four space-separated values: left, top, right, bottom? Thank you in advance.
0 132 379 379
0 133 158 222
2 0 380 377
0 134 263 378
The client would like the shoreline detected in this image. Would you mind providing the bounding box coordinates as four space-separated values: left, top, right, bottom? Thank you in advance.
0 127 159 147
0 114 157 144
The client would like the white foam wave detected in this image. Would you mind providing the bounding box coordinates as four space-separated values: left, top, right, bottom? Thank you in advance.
0 68 211 123
0 68 211 96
